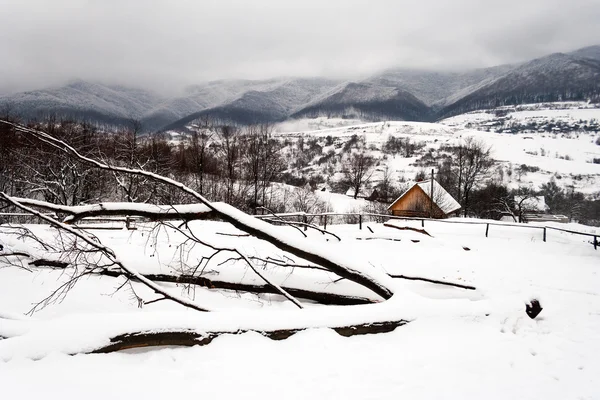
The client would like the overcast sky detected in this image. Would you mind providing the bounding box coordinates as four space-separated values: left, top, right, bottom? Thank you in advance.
1 0 599 94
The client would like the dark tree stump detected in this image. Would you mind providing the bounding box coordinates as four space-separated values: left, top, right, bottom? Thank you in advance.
526 299 543 319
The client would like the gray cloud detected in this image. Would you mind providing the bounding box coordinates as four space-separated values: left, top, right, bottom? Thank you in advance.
1 0 599 94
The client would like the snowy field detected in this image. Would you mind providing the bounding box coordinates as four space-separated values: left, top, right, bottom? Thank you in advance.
1 216 599 399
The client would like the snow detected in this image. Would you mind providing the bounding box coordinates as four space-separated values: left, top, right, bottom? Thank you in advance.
275 117 368 133
1 215 599 399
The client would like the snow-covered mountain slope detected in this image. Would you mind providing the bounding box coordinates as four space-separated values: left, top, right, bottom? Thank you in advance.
440 53 600 118
291 82 432 122
569 44 600 61
142 78 298 129
160 77 341 130
0 80 166 125
442 102 600 133
365 65 515 107
275 103 600 196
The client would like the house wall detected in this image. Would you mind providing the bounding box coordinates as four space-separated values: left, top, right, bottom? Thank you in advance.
389 186 446 218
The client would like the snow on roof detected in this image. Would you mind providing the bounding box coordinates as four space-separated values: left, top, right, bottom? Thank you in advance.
388 179 461 215
514 195 549 212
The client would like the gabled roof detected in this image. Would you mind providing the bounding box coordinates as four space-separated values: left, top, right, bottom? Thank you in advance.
387 179 461 215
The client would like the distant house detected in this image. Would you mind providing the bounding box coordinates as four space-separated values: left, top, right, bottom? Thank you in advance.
346 187 379 201
513 195 568 223
387 179 461 218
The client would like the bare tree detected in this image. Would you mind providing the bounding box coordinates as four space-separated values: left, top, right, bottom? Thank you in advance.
344 151 375 199
291 184 326 215
242 123 283 212
219 125 241 205
113 119 150 203
513 187 540 222
189 116 214 195
375 164 396 203
452 137 494 217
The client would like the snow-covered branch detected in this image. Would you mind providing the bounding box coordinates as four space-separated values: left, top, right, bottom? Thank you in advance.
9 197 215 224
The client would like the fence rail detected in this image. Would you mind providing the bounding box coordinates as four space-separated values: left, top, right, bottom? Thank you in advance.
0 213 141 230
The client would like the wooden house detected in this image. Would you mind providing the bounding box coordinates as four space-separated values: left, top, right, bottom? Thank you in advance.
387 179 461 218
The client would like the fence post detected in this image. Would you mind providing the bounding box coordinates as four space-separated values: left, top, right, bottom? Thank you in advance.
421 219 424 228
324 215 327 230
485 223 489 238
303 215 308 231
125 216 131 230
359 214 362 230
543 228 546 242
594 235 597 250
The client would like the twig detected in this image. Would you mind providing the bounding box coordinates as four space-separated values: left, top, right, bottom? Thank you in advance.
383 223 433 237
388 274 476 290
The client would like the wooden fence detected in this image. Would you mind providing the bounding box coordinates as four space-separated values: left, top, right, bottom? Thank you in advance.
1 211 597 250
256 212 599 250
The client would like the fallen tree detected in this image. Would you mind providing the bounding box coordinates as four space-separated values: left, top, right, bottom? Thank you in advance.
0 120 395 300
0 119 474 356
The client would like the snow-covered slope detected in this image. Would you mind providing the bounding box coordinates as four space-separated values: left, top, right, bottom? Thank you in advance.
292 82 432 122
440 53 600 118
569 44 600 61
0 80 165 125
160 78 341 130
276 102 600 197
366 65 515 107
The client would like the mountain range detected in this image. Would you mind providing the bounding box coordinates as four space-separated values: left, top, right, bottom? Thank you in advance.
1 45 599 131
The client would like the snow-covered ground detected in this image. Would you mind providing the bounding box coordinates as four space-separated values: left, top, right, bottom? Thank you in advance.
274 116 368 133
1 216 599 399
